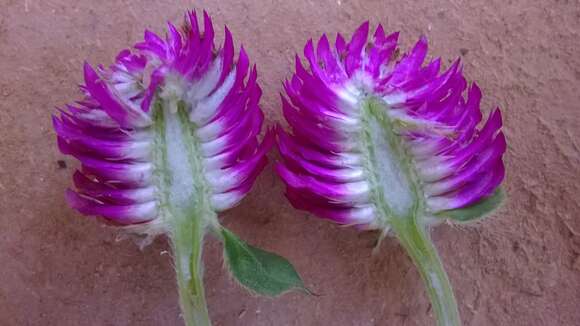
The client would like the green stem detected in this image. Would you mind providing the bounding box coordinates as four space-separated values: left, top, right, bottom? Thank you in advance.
390 216 461 326
170 212 211 326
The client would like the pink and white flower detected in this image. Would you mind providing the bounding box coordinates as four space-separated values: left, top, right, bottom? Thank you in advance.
276 22 506 326
277 22 505 229
52 11 274 326
53 11 270 228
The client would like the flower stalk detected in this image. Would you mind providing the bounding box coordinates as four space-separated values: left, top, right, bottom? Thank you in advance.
171 211 211 326
155 99 215 326
390 216 460 326
360 98 460 325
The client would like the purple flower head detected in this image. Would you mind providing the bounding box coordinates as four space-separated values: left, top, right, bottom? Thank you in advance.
276 22 507 326
277 22 506 230
53 11 271 227
52 12 306 326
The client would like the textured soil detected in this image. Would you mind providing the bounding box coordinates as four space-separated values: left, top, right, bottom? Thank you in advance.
1 0 579 325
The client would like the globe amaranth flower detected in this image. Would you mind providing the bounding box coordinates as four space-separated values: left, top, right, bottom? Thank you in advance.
277 22 506 326
52 11 303 326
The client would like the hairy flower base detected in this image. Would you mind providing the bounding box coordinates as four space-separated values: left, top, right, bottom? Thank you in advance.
153 100 223 231
152 101 217 326
358 99 422 226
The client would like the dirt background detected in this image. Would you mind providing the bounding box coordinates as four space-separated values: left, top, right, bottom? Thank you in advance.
1 0 579 325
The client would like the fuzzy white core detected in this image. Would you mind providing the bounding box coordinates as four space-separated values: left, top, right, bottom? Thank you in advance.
367 115 415 217
163 101 197 210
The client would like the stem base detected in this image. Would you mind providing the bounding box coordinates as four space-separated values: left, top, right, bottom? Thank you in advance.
390 217 461 326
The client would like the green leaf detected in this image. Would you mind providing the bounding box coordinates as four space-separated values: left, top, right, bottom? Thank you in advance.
221 227 309 296
436 188 505 222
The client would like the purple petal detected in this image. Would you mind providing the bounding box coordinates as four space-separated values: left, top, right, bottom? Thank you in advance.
345 21 369 76
427 160 505 212
66 189 157 224
83 63 152 128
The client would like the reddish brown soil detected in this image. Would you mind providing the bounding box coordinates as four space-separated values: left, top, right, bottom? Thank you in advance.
1 0 579 325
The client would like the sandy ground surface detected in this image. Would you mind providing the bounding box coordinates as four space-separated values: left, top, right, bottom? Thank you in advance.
1 0 579 325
